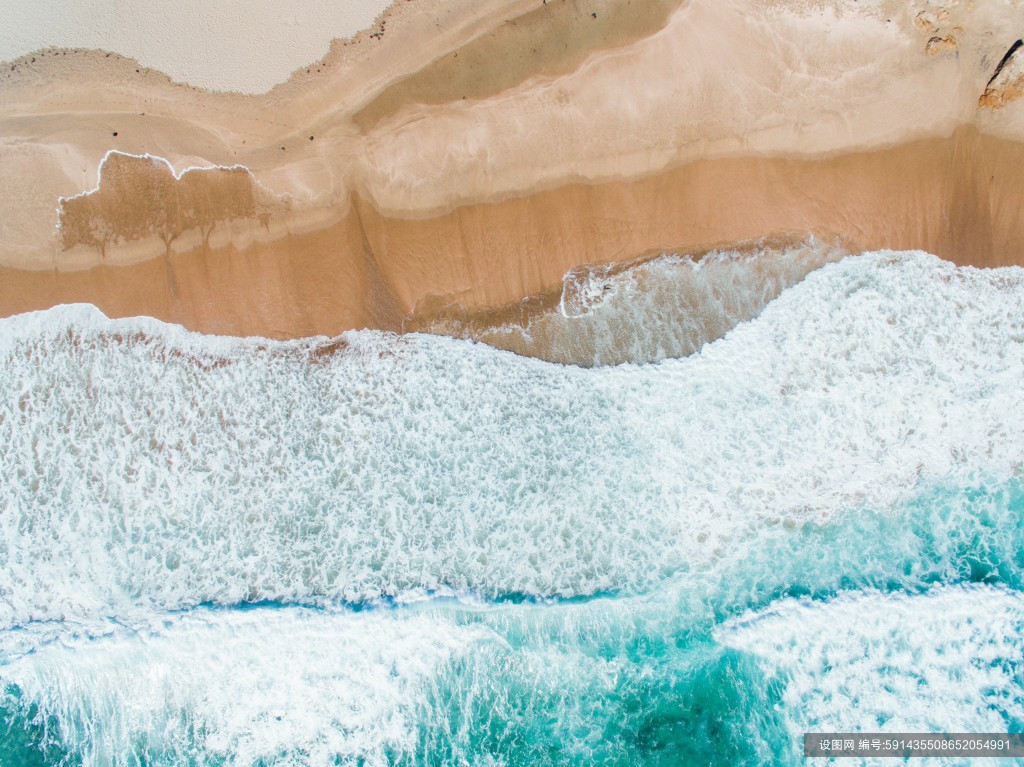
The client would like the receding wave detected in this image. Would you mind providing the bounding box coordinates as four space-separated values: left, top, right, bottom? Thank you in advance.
407 235 850 366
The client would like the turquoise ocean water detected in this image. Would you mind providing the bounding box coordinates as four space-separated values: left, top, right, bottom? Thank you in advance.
1 251 1023 765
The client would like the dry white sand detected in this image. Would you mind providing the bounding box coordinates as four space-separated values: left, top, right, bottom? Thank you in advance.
0 0 392 93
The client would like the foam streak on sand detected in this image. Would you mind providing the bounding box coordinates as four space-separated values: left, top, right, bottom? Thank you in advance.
1 251 1024 763
55 150 258 207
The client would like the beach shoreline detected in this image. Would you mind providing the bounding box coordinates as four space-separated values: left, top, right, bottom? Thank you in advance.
1 0 1022 351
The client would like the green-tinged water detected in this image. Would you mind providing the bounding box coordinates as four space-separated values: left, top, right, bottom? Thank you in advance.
3 478 1024 766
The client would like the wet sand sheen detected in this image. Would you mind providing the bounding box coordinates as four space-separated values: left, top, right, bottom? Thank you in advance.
3 128 1023 344
1 0 1023 358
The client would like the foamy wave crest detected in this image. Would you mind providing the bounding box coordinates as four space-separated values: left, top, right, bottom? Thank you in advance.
1 251 1023 626
6 581 1024 765
0 607 490 767
721 584 1024 756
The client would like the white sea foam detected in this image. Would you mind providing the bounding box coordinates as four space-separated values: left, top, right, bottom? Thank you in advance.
721 584 1024 765
0 251 1023 625
0 606 490 766
6 583 1024 766
509 236 848 364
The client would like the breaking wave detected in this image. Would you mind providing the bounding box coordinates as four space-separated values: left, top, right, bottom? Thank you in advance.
1 249 1022 764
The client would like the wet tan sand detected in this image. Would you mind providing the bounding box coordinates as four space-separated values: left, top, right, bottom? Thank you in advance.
1 0 1023 350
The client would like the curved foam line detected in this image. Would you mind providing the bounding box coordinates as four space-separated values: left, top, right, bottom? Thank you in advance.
53 149 269 234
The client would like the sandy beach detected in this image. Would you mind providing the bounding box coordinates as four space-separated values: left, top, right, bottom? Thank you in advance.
5 3 1024 760
1 0 1022 347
